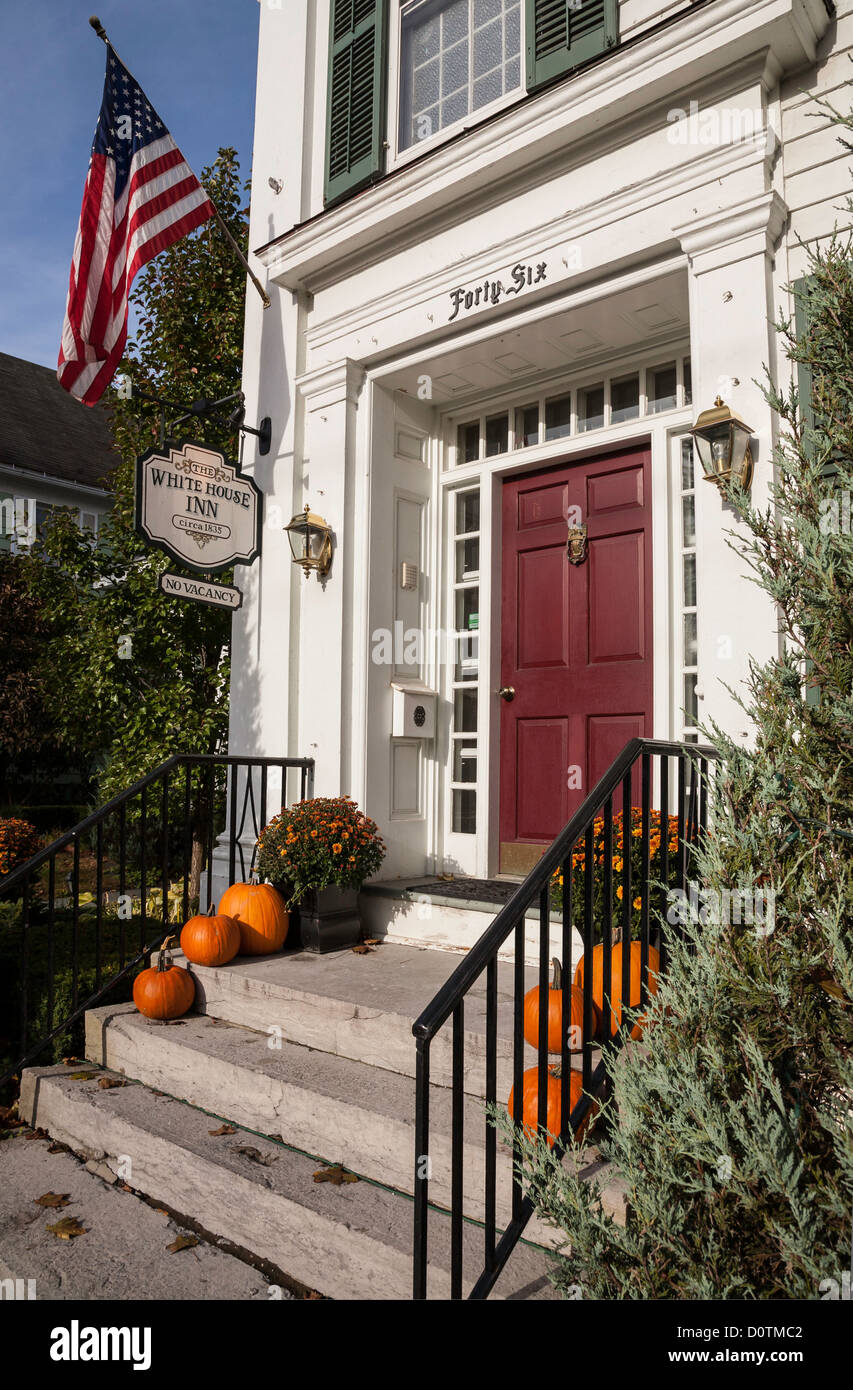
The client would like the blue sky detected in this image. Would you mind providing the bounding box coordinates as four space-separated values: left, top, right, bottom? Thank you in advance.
0 0 259 368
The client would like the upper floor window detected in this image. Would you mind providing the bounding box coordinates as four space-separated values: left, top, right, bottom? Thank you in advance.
399 0 522 152
324 0 618 205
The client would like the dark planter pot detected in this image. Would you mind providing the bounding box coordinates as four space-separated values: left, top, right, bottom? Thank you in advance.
295 885 361 954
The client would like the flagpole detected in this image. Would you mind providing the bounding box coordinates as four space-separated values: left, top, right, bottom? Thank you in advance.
88 16 270 309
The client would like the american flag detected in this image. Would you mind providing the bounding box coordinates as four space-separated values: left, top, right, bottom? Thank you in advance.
57 47 213 406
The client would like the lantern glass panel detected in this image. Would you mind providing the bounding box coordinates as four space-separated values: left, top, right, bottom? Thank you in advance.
729 428 749 482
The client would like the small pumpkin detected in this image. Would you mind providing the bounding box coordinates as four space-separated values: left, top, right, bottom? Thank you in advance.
133 937 195 1020
218 878 289 956
180 904 241 968
507 1064 596 1147
523 957 600 1053
574 940 660 1040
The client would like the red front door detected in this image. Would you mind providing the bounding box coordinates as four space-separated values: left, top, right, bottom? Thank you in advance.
499 446 653 874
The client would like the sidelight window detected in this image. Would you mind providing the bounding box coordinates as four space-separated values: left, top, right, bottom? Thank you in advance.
450 486 480 832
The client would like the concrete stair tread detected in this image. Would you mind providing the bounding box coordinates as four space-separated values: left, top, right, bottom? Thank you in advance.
21 1065 560 1300
85 1003 620 1242
187 941 602 1095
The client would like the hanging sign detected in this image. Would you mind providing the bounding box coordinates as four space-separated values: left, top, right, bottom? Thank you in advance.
158 571 243 611
135 439 262 573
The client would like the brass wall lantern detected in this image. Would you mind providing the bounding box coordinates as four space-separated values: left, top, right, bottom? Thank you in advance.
690 396 754 492
284 505 333 577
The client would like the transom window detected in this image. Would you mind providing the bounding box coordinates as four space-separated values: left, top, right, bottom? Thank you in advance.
399 0 522 152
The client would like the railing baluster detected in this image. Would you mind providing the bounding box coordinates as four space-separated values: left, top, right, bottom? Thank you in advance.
260 763 268 833
118 804 127 970
560 852 572 1142
659 757 670 974
484 957 497 1273
140 787 148 952
511 916 525 1221
676 753 687 899
71 837 80 1012
582 821 594 1095
228 766 238 886
182 764 192 923
640 753 651 1012
47 857 56 1038
413 1037 430 1300
537 886 550 1137
602 796 613 1054
19 875 30 1062
206 764 215 903
621 770 632 1041
95 821 103 992
451 1002 464 1300
161 773 170 932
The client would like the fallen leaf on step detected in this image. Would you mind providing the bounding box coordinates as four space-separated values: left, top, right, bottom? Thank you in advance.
34 1192 71 1209
47 1217 87 1240
304 1290 323 1300
351 944 373 955
313 1164 358 1186
98 1077 126 1090
25 1128 48 1141
62 1056 82 1065
47 1142 69 1154
234 1145 276 1166
166 1234 199 1254
209 1124 236 1136
68 1071 99 1082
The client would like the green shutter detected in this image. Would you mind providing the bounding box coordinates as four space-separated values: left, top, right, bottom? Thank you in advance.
325 0 388 207
526 0 618 93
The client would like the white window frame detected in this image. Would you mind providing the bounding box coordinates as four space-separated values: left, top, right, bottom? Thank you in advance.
388 0 525 171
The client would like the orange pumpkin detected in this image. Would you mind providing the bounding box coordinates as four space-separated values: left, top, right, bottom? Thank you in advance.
133 938 195 1020
218 879 289 956
507 1065 596 1147
574 940 660 1040
523 957 600 1053
180 904 241 968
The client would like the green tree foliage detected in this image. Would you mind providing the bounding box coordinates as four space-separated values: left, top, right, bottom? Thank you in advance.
497 120 853 1299
23 150 249 878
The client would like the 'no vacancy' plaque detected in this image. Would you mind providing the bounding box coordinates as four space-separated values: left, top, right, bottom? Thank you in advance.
159 572 243 611
135 440 262 574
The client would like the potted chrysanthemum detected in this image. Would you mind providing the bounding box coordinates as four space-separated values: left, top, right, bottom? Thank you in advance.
256 797 386 952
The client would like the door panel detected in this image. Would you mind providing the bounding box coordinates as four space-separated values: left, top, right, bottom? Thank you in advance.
500 446 653 872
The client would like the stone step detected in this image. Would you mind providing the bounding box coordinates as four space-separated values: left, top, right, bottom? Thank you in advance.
185 940 602 1099
19 1065 560 1301
84 1004 621 1243
360 882 586 966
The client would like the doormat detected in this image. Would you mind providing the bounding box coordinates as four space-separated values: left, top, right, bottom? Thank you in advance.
407 878 519 905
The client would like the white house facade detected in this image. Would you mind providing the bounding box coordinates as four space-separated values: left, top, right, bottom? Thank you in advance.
226 0 848 904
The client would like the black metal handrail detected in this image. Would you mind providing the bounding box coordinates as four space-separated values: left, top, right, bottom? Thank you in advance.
0 753 314 1090
411 737 718 1300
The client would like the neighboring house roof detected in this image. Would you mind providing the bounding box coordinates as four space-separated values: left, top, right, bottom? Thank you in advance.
0 352 117 491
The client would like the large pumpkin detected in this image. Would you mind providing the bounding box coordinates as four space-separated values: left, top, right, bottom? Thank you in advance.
133 938 195 1020
180 904 241 968
507 1065 595 1147
574 940 660 1040
218 879 289 955
523 957 600 1053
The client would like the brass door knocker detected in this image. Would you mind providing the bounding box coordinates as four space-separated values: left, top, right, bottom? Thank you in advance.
567 523 588 565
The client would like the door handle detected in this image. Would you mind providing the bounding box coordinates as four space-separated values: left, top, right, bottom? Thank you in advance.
495 686 515 702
